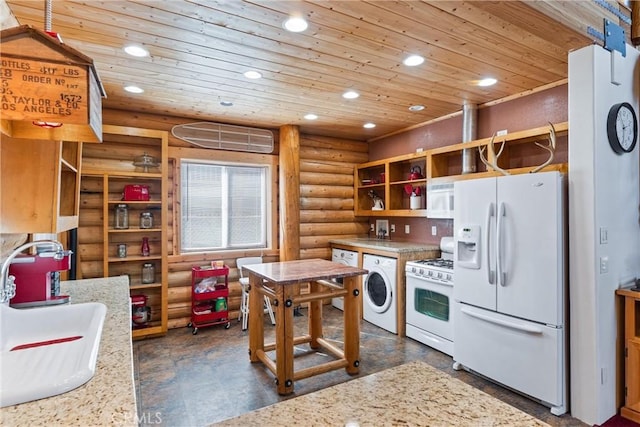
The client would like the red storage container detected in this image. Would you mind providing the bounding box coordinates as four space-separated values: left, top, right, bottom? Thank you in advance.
122 184 150 201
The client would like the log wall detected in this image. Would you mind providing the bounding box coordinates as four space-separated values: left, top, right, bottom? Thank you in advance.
78 109 369 329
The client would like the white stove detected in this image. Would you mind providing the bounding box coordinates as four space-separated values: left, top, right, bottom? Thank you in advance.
405 237 455 356
405 258 453 285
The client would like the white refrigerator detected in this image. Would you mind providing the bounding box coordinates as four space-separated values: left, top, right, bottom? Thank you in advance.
453 171 567 416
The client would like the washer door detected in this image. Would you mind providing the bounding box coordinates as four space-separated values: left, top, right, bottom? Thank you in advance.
364 267 392 313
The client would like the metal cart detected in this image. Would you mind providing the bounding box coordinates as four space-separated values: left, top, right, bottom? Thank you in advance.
188 265 230 334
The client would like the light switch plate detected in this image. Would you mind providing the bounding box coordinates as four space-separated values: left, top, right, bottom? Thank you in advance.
405 224 410 234
599 227 608 244
390 224 396 233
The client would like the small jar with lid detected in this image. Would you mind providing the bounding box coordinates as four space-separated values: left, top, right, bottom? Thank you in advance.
141 263 155 284
139 211 154 229
114 204 129 229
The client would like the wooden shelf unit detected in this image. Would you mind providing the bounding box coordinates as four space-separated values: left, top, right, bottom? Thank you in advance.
617 288 640 424
81 125 168 339
1 138 82 233
354 122 568 217
355 152 427 217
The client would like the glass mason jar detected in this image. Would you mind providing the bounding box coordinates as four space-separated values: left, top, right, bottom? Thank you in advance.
117 244 127 258
141 263 155 284
114 204 129 229
139 211 154 229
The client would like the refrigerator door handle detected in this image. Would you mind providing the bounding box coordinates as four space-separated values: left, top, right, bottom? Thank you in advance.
461 307 544 334
486 202 495 284
497 202 506 287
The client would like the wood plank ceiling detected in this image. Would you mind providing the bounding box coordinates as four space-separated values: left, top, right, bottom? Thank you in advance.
2 0 622 141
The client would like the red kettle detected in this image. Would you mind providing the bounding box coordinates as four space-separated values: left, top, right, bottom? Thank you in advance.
409 166 423 180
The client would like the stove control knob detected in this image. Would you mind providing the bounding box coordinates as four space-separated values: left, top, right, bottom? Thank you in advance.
446 274 452 281
411 267 417 274
437 272 443 279
427 270 433 277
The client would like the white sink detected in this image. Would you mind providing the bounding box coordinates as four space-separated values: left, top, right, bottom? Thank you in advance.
0 301 107 407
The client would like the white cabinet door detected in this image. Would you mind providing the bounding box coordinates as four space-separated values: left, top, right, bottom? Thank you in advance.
454 303 566 410
496 172 564 326
453 176 497 311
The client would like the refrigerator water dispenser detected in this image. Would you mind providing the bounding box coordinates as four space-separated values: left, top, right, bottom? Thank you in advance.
456 225 481 269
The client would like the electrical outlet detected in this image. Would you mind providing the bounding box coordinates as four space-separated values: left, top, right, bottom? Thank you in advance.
405 224 410 234
600 256 609 274
370 223 375 232
390 224 396 233
376 219 389 237
496 129 508 136
431 225 437 236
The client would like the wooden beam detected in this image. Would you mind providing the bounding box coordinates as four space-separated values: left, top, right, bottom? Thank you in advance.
633 1 640 45
279 125 301 262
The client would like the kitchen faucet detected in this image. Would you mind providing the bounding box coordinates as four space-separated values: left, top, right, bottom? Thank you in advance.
0 240 65 304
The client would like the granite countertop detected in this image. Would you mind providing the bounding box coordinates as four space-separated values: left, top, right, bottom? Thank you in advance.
330 237 440 254
216 360 549 426
1 276 137 426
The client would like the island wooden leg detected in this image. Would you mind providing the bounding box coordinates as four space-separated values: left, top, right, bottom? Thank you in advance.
275 282 295 394
248 273 264 362
343 275 360 375
309 280 322 349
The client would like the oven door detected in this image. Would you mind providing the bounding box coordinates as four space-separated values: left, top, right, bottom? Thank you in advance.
406 272 453 343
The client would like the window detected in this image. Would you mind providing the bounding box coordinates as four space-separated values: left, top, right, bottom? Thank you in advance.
180 160 269 252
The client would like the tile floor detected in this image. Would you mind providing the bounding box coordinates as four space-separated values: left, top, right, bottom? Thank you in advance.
133 307 587 427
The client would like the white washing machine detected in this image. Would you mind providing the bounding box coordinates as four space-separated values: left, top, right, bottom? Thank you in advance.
362 253 398 334
331 248 359 310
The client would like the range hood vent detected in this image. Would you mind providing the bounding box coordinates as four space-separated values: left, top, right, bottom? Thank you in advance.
171 122 274 153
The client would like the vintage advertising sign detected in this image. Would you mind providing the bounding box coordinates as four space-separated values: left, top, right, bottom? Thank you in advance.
1 57 89 124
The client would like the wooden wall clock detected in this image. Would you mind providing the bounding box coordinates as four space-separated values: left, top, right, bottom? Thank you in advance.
607 102 638 154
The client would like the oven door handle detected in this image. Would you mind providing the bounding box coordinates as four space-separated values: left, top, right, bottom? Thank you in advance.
486 202 495 284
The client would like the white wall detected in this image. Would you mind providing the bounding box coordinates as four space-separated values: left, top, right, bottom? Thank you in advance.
568 44 640 425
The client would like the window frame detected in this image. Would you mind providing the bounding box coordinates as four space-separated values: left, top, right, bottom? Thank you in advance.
168 146 278 256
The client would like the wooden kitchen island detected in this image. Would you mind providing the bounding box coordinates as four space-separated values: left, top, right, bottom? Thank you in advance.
245 258 368 395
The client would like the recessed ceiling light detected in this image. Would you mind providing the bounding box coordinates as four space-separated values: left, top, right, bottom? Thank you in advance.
220 101 233 107
409 105 425 112
304 113 318 120
243 70 262 79
403 55 424 66
283 16 308 32
124 85 144 94
363 122 376 129
124 44 149 57
342 90 359 99
477 77 497 87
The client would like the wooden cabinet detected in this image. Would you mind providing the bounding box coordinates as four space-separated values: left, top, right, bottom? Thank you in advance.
355 152 427 217
81 125 168 339
426 122 569 183
617 288 640 424
1 137 81 233
354 122 568 218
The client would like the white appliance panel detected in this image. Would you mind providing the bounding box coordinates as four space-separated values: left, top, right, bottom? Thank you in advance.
453 176 496 310
496 172 564 325
331 249 359 310
454 303 565 409
406 324 453 356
